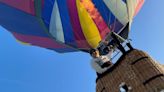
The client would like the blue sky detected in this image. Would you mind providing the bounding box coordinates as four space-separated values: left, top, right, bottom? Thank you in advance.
0 0 164 92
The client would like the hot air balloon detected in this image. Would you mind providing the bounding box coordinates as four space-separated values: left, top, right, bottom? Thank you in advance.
0 0 144 53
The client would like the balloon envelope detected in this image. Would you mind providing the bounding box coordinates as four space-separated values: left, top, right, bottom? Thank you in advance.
0 0 144 53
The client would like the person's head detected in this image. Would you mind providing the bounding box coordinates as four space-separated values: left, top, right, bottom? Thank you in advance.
89 48 100 58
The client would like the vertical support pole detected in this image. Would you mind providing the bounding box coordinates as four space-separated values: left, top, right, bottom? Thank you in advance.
127 42 134 50
111 32 126 54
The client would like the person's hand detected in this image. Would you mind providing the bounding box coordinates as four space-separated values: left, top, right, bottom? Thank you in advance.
109 45 114 49
102 40 109 46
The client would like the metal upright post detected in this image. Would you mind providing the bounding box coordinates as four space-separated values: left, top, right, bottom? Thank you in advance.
111 32 126 54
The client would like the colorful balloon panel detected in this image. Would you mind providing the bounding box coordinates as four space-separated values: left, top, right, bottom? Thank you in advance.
0 0 144 53
0 0 35 15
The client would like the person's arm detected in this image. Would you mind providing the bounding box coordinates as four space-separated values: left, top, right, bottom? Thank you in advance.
91 60 108 74
102 41 113 58
101 61 113 68
106 46 113 59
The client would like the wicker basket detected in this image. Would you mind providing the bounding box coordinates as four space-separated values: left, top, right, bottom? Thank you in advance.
96 49 164 92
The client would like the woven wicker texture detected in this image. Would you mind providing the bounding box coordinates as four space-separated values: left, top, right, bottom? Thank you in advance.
96 49 164 92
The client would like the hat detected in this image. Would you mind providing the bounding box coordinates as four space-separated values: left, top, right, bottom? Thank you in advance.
89 48 97 55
